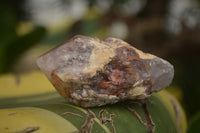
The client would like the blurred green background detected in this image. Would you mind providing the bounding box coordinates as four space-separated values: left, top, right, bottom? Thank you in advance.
0 0 200 132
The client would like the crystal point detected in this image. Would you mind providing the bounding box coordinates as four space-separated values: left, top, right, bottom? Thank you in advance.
37 35 174 107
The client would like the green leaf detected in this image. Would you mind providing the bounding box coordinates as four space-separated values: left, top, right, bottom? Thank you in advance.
0 71 186 133
188 112 200 133
0 26 46 73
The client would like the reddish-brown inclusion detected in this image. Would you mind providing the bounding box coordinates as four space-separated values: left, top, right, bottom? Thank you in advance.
91 46 152 96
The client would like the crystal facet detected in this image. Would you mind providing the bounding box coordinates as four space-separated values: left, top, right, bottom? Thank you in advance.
37 35 174 107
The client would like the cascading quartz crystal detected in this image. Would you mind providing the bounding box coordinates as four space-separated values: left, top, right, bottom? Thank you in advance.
36 35 174 107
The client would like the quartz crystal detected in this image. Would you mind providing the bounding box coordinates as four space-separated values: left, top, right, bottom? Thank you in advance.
37 35 174 107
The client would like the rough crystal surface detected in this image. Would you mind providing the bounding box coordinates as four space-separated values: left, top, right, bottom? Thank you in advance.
37 35 174 107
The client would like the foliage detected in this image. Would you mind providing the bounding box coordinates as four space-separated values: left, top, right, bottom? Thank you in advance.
0 7 46 73
0 71 186 133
